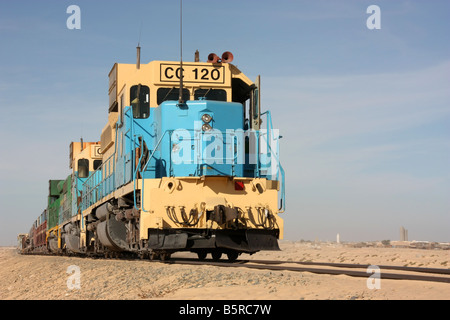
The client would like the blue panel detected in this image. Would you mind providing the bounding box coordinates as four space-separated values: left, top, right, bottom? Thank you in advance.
157 100 244 177
81 99 251 211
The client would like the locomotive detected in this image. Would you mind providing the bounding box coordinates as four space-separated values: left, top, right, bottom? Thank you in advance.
18 50 285 261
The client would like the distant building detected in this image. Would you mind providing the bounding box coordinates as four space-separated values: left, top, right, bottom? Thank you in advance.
400 226 408 241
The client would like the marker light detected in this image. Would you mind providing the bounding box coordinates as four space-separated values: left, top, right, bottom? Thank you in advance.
234 181 245 191
201 114 212 123
202 123 212 131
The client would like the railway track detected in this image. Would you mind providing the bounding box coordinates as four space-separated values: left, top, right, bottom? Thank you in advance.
20 250 450 284
161 257 450 284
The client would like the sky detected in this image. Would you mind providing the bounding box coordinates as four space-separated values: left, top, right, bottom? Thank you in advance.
0 0 449 245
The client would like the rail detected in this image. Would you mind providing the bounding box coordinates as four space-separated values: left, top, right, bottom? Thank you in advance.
162 257 450 284
19 250 450 284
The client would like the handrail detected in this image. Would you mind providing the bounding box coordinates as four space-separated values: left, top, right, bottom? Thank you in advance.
135 130 171 212
143 130 170 172
81 151 115 211
278 164 286 213
260 110 285 213
80 117 120 212
133 134 145 211
80 106 285 214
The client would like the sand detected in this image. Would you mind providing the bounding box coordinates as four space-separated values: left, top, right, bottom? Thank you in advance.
1 241 449 300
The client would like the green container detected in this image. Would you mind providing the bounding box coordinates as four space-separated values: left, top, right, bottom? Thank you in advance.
47 176 73 229
47 197 61 229
60 175 73 224
49 180 64 197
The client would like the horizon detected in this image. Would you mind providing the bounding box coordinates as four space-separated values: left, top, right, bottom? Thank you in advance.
1 0 449 245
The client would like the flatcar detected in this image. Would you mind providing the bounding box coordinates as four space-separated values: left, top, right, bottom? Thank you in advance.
19 50 285 261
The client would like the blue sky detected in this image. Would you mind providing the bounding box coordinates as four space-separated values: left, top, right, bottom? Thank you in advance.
0 0 449 245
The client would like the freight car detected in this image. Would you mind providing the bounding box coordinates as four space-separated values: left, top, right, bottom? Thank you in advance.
19 50 285 261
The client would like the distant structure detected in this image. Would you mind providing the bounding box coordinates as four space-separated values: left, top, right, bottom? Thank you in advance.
337 233 340 244
400 226 408 241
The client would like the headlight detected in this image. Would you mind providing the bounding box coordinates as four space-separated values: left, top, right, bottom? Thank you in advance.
201 113 212 123
202 123 212 131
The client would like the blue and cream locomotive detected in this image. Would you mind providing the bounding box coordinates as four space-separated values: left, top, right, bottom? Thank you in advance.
20 50 285 261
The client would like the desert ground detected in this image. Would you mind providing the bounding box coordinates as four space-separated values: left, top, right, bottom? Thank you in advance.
1 241 449 300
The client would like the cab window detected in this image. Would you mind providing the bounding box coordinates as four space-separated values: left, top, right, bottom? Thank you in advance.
157 87 189 105
194 89 227 102
130 84 150 119
78 159 89 178
93 160 102 171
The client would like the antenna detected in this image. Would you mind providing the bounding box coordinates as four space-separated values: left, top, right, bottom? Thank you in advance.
178 0 184 104
138 21 143 46
136 21 142 70
80 126 84 151
136 45 141 70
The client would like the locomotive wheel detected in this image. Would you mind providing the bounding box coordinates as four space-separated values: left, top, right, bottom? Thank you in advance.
211 250 222 261
138 251 147 259
160 252 171 261
226 250 239 262
197 250 207 261
149 251 159 260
